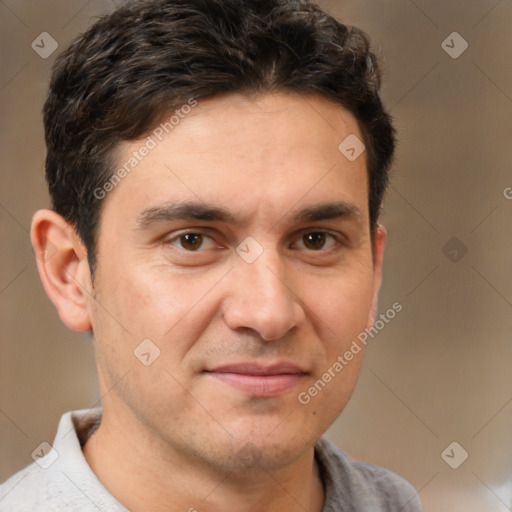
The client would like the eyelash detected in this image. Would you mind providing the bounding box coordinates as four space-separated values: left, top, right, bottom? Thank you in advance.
164 229 345 253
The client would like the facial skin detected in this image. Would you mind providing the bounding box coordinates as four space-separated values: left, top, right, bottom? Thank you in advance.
32 92 385 512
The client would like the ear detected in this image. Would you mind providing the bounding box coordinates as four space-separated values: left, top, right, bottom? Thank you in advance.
367 224 387 328
31 209 93 332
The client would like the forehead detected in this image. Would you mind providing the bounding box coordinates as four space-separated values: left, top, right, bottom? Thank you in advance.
101 92 369 229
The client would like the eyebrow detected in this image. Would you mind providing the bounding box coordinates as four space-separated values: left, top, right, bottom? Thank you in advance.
134 200 363 230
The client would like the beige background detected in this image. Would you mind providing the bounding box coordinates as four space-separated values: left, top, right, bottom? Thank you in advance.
1 1 511 510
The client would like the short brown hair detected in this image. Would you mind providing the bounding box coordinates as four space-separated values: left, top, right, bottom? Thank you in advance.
44 0 395 272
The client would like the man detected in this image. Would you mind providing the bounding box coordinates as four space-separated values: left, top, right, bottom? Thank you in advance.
0 0 422 510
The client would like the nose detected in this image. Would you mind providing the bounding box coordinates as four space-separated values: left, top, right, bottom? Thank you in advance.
222 251 306 341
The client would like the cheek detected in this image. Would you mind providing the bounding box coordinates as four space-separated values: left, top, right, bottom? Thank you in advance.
309 269 375 345
92 262 228 370
94 262 186 337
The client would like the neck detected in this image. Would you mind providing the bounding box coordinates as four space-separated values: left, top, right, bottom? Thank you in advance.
82 407 325 512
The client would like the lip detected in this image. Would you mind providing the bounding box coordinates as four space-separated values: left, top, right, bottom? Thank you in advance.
205 362 309 397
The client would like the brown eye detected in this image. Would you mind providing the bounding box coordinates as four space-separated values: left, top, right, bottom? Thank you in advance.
295 231 339 251
303 232 327 250
165 230 218 253
179 233 204 250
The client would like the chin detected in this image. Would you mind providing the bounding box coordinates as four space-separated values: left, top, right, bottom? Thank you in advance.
199 427 316 473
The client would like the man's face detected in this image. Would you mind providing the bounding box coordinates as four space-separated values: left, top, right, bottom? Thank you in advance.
86 92 384 471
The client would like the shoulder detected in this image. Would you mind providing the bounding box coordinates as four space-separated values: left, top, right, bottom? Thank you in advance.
349 459 423 511
0 409 125 512
0 461 65 512
316 438 423 512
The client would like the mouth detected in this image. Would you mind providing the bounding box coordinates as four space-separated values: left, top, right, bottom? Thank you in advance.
204 362 309 398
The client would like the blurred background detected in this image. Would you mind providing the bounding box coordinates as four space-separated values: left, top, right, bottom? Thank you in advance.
1 0 511 510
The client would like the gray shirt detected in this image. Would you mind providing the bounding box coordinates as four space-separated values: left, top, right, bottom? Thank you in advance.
0 409 422 511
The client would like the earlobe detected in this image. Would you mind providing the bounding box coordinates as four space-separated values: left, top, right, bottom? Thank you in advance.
31 209 93 332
